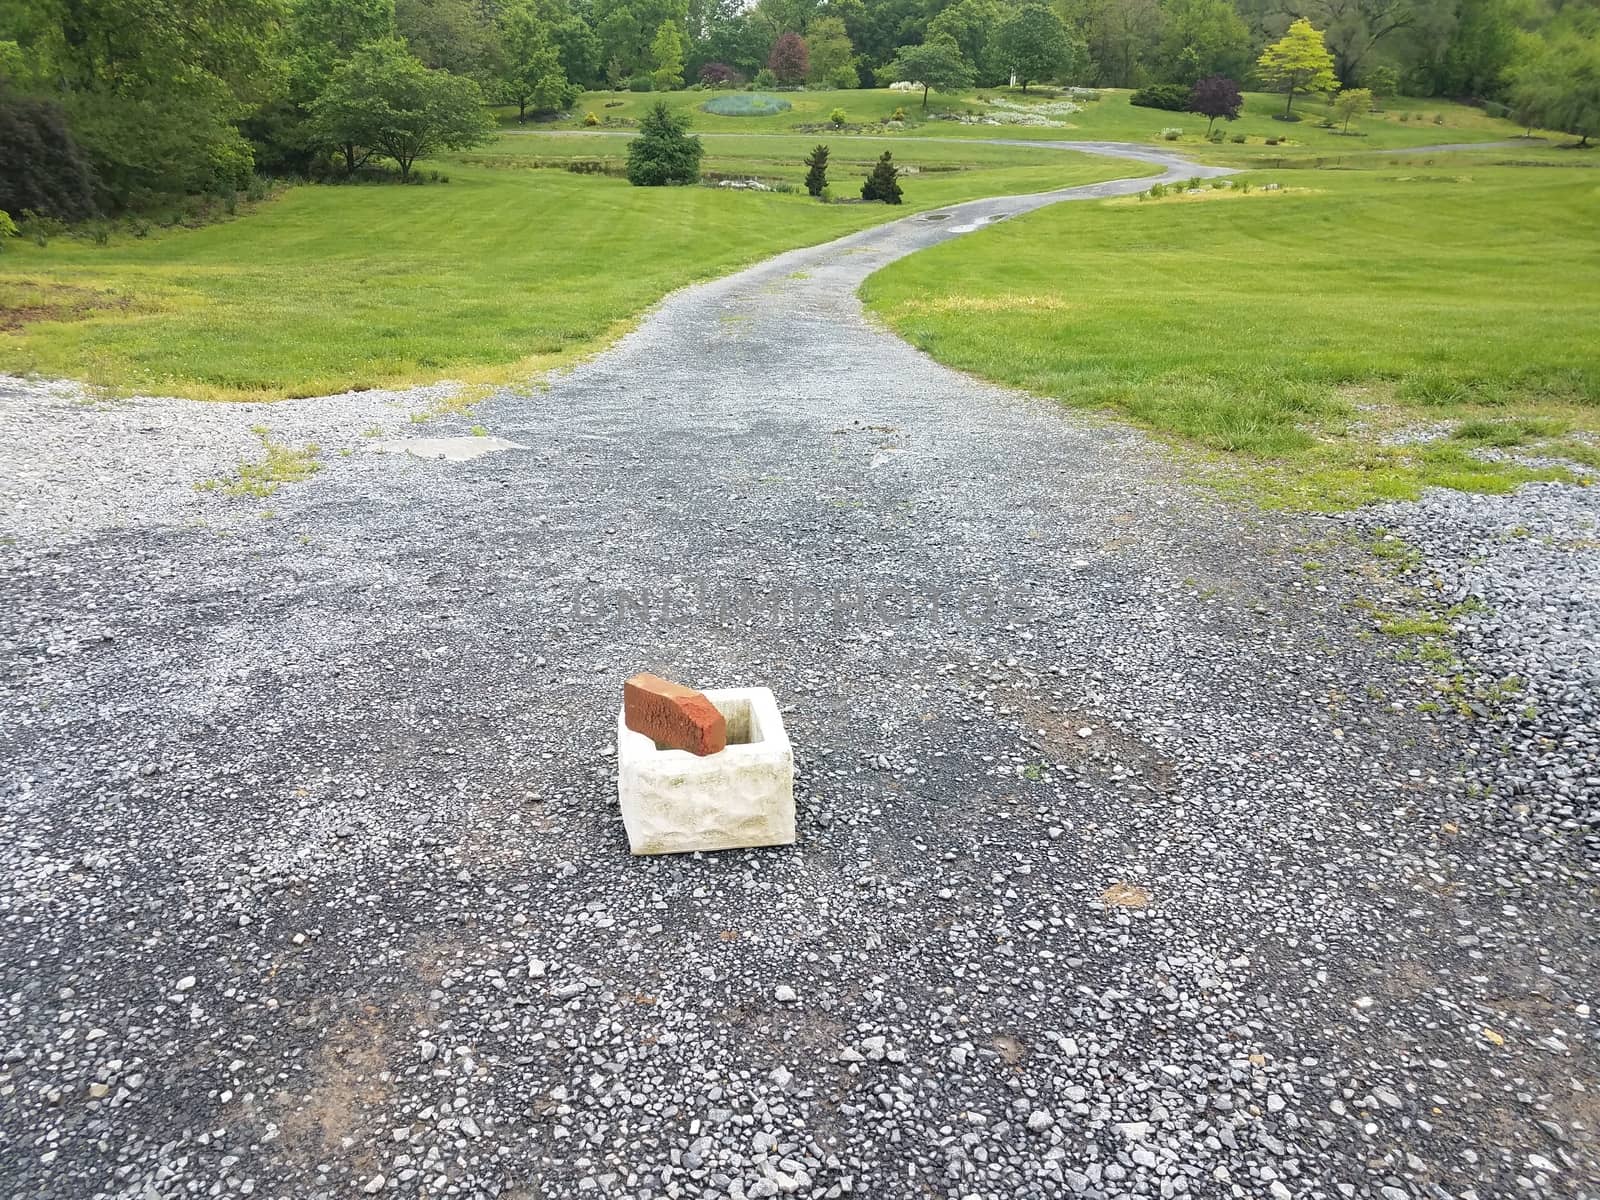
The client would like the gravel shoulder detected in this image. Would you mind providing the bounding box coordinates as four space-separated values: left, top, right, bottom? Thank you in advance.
1 145 1595 1200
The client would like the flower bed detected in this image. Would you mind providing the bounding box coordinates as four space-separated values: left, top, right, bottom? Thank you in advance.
702 93 793 117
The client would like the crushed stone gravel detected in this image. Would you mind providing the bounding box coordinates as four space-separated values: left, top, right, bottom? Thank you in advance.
1 146 1595 1200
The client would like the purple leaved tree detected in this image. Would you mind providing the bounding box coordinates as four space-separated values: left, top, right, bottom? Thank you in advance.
1189 75 1244 133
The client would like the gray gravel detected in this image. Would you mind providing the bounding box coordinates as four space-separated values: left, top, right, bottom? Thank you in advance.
1 144 1596 1200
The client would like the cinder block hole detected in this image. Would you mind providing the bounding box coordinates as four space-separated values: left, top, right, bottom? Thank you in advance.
650 694 761 751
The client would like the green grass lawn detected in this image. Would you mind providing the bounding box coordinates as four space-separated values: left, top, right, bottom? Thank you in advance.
0 146 1134 399
861 162 1600 508
516 86 1547 162
497 86 965 133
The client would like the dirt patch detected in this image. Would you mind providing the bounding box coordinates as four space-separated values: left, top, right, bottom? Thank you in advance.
277 1003 397 1159
0 280 136 332
1017 701 1178 795
1101 881 1152 909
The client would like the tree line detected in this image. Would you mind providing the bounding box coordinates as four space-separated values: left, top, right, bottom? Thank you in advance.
1 0 1595 219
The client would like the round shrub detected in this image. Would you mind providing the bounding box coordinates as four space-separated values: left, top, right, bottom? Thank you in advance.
702 93 792 117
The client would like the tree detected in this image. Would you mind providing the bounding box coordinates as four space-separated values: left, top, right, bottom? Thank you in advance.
1256 17 1337 117
805 16 854 85
803 142 829 196
1187 74 1243 132
397 0 502 85
1308 0 1447 88
650 19 686 89
1362 63 1398 105
289 0 399 104
2 0 284 206
927 0 1007 86
311 40 495 180
0 93 99 220
1064 0 1163 89
767 32 809 85
997 5 1078 92
501 1 571 121
861 149 902 203
626 99 703 184
1509 14 1600 148
1425 0 1518 99
1155 0 1251 85
593 0 689 79
885 39 975 112
276 0 398 174
1331 85 1372 131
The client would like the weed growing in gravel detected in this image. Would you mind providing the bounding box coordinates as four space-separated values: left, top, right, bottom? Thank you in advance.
196 432 321 498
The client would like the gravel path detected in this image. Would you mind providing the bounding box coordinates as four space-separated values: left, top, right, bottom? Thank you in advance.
1 144 1595 1200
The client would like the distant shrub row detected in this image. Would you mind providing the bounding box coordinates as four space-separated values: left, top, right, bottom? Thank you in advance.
1129 84 1192 112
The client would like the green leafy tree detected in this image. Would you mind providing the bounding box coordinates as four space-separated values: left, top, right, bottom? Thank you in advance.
928 0 1006 85
1331 85 1372 131
1155 0 1251 84
997 5 1078 92
650 19 686 89
272 0 397 174
594 0 688 78
2 0 283 205
311 40 495 180
861 149 901 203
1065 0 1162 89
1309 0 1447 87
1256 17 1337 117
805 16 854 84
288 0 399 103
1427 0 1518 99
501 1 571 121
885 39 975 111
1509 14 1600 148
397 0 502 85
803 142 828 195
1362 63 1398 105
626 98 703 184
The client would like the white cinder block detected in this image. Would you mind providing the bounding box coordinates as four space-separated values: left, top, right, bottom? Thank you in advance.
617 687 795 855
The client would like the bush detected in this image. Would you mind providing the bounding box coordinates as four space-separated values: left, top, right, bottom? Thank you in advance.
754 68 778 90
861 150 902 204
1208 130 1224 142
0 209 15 248
829 107 846 128
1147 182 1166 199
1160 127 1182 140
1230 132 1247 143
702 93 792 116
891 107 907 122
627 100 703 186
0 93 100 222
628 76 655 93
1130 84 1191 112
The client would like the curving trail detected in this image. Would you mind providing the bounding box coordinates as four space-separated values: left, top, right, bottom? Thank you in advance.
0 143 1595 1200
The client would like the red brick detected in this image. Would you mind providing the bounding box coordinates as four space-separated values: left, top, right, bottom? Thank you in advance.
623 674 727 756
